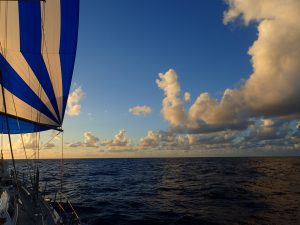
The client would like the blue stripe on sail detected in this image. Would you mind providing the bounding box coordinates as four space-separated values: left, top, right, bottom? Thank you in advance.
18 0 60 123
0 114 50 134
60 0 80 119
0 55 60 125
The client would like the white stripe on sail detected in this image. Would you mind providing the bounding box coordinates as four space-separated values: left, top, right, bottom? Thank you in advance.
0 86 59 127
0 2 59 123
41 0 63 121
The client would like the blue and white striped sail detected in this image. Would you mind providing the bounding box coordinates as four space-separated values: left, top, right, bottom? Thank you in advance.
0 0 79 133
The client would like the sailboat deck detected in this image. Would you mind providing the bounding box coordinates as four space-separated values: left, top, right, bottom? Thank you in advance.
18 188 56 225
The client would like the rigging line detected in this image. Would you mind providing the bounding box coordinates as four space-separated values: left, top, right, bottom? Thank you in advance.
39 130 61 150
11 91 32 179
0 70 19 195
27 130 60 161
27 130 61 161
0 136 2 159
1 102 3 158
11 93 28 161
37 128 40 162
36 90 42 165
60 131 64 199
35 2 47 166
35 63 43 167
0 2 5 160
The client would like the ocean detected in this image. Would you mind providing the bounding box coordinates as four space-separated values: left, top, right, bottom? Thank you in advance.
14 157 300 225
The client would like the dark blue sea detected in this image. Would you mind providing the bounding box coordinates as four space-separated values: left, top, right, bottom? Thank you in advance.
14 157 300 225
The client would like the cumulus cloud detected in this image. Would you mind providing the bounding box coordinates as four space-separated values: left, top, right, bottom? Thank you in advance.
14 134 39 149
84 132 100 147
137 122 299 155
100 129 137 152
66 86 85 116
67 1 300 156
101 130 131 148
68 132 99 148
245 118 290 142
138 129 241 151
66 125 299 155
184 92 191 102
129 105 152 116
43 143 55 149
156 69 187 127
67 130 134 151
156 0 300 134
13 134 56 153
139 130 178 149
223 0 300 118
139 130 160 148
156 69 249 132
68 142 83 148
138 130 188 150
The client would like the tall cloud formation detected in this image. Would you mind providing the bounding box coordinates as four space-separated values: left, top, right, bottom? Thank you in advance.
157 0 300 133
66 86 85 116
129 105 152 116
156 70 186 127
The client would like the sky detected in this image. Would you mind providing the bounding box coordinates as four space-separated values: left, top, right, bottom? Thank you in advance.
4 0 300 158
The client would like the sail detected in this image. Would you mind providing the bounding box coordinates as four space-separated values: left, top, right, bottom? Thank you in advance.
0 0 79 134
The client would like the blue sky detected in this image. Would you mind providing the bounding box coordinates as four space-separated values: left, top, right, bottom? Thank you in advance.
8 0 300 158
66 0 256 141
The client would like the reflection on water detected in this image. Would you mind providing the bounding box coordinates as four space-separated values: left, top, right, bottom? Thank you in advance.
13 157 300 225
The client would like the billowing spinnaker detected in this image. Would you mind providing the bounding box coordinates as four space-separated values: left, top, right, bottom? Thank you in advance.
0 0 79 133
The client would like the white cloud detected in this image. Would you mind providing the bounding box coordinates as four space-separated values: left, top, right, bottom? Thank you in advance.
245 119 290 142
68 130 134 151
66 1 300 156
68 141 83 148
101 129 131 148
156 70 248 132
68 132 99 148
129 105 152 116
14 134 39 149
84 132 99 147
156 0 300 133
66 124 299 155
66 86 85 116
13 134 56 153
184 92 191 102
223 0 300 118
137 129 241 151
156 69 187 127
43 143 55 149
139 130 160 148
137 123 300 155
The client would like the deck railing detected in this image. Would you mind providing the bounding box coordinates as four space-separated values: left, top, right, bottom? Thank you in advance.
16 172 81 225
